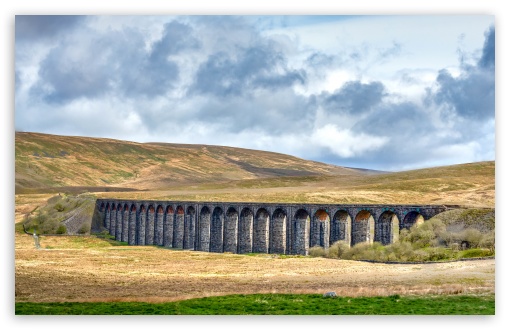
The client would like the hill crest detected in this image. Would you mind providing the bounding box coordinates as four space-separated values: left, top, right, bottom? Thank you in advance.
15 131 366 192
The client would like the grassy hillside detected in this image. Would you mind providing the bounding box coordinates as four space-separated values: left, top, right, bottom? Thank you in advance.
15 132 495 207
15 132 362 193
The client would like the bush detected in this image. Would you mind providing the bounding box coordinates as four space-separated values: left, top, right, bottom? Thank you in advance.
309 246 327 257
326 241 350 258
56 225 67 234
54 203 65 212
479 230 495 252
405 218 446 248
78 223 90 235
460 228 483 248
342 242 370 260
385 241 415 262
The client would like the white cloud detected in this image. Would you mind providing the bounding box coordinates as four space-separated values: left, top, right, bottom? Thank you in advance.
311 124 389 158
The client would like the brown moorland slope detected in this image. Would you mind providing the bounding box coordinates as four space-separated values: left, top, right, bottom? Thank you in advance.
15 132 495 207
15 132 365 192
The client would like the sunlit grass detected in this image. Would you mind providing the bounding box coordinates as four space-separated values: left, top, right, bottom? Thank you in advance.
15 293 495 315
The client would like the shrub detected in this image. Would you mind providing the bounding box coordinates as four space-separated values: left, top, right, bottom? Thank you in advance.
56 225 67 234
479 230 495 253
404 218 447 249
326 241 350 259
308 246 327 257
54 203 65 212
460 228 483 248
78 223 90 235
341 242 364 260
385 241 415 262
423 247 455 261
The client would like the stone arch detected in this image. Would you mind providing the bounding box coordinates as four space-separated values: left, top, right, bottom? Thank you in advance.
331 210 351 246
352 210 375 246
210 207 224 253
173 206 185 249
402 211 425 230
198 206 211 252
270 208 287 254
311 209 330 249
105 203 111 231
224 207 238 253
99 203 107 228
109 204 116 236
253 208 270 253
238 208 253 254
163 206 174 247
291 209 310 255
145 205 155 245
116 203 123 241
376 211 399 245
184 206 196 250
128 204 137 245
137 205 147 245
122 204 129 242
155 205 164 246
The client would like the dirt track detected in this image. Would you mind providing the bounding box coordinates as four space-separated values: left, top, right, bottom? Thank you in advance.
15 233 495 303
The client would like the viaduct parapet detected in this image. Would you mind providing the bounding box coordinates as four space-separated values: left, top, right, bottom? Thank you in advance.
95 199 459 256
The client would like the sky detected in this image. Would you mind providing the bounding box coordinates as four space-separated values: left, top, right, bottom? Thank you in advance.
14 14 495 171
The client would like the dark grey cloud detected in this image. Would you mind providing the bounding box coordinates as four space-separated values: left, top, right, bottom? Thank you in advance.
321 81 386 115
29 20 201 103
15 15 86 42
352 101 430 137
478 26 495 69
121 21 199 97
190 45 306 97
425 25 494 121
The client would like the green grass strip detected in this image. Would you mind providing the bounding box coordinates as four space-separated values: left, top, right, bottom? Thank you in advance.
15 294 495 315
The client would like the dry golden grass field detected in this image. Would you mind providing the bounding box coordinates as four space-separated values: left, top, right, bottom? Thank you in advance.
14 232 495 303
14 132 496 303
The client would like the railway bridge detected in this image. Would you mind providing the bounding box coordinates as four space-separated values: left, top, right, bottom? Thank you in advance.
95 199 458 255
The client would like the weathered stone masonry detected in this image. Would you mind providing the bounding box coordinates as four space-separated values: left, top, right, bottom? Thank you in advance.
96 200 457 256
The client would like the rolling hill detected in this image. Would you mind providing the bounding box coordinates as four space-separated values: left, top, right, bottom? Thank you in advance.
15 132 366 193
15 132 495 208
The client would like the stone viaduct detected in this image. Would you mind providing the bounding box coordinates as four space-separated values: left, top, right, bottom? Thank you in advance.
95 199 458 255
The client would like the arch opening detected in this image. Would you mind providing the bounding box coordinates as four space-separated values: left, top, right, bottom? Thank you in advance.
104 203 111 231
238 208 253 254
115 203 123 241
253 208 269 253
331 210 351 246
164 206 175 247
184 206 196 250
173 206 185 249
270 208 287 254
137 205 147 245
376 211 399 245
224 207 238 253
210 207 224 253
292 209 310 255
352 210 375 246
154 205 164 246
145 205 155 245
311 209 330 249
128 204 137 245
198 206 211 252
402 211 425 230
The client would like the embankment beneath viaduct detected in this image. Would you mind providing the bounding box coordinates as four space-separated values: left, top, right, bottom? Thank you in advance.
95 199 459 255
